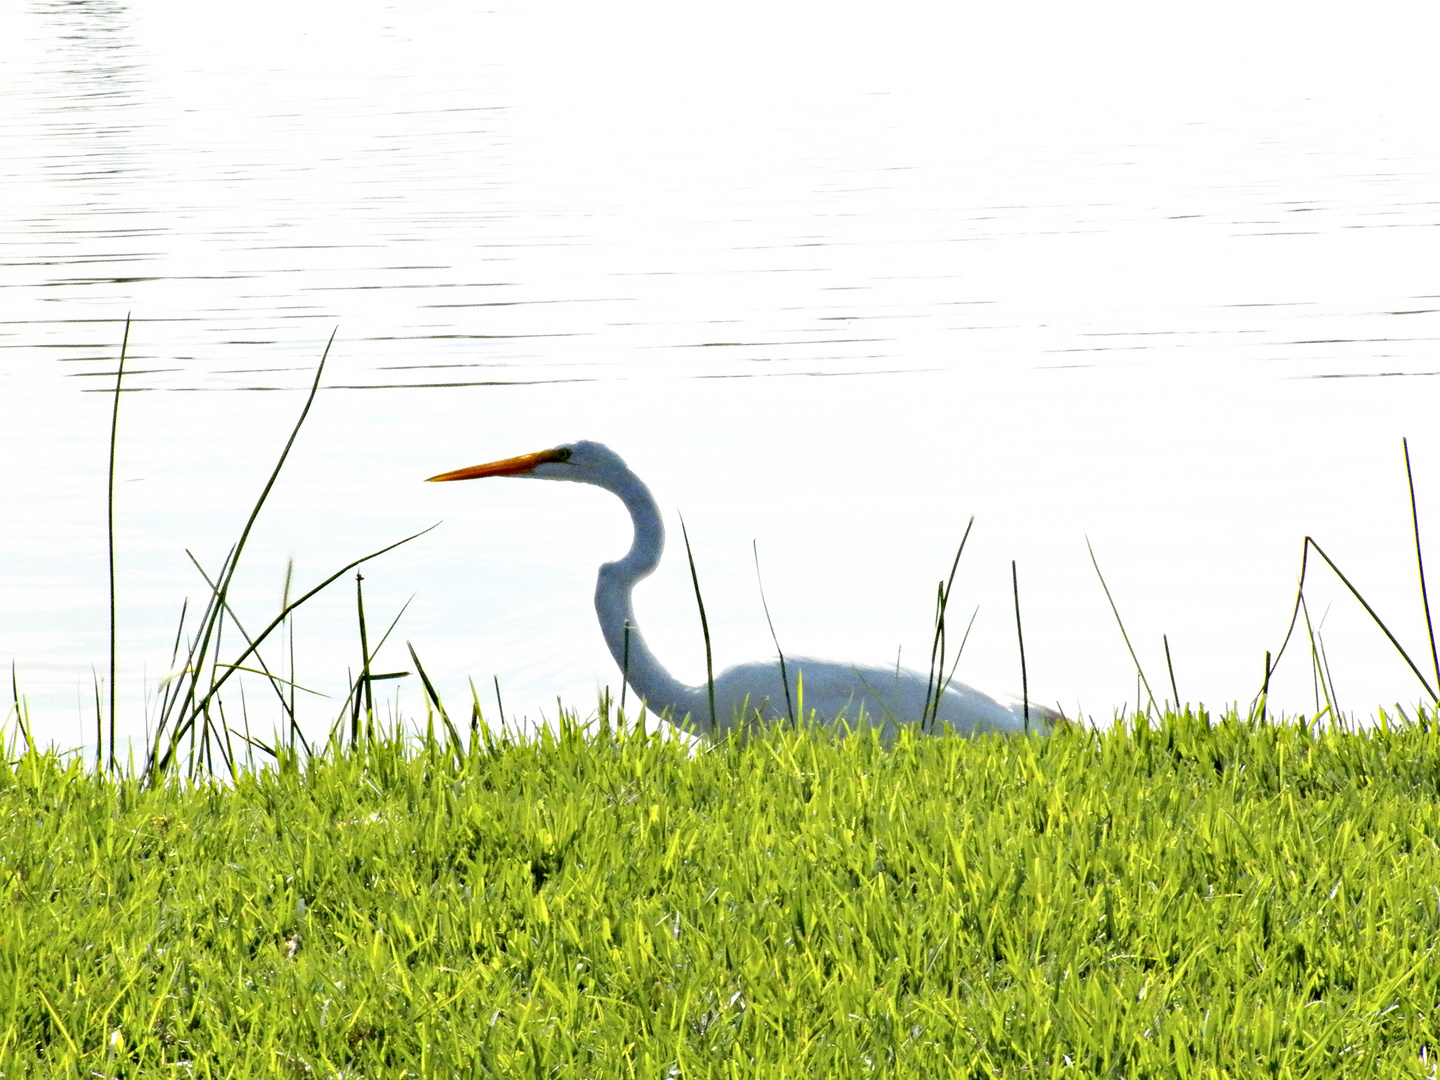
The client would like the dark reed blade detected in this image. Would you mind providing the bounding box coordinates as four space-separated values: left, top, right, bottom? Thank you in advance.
215 689 239 779
1258 650 1272 724
924 517 976 728
1086 535 1158 714
288 605 305 754
11 662 31 754
1267 525 1439 707
207 606 228 753
752 540 795 726
157 544 233 748
150 523 437 779
1304 536 1436 703
1013 560 1029 732
405 641 449 722
493 675 506 731
354 573 374 745
1403 438 1440 696
1163 633 1179 713
922 584 944 729
280 557 302 752
167 331 335 745
406 641 462 756
184 549 298 728
177 552 314 764
620 620 630 716
106 313 130 773
187 525 433 715
228 725 278 759
679 514 716 732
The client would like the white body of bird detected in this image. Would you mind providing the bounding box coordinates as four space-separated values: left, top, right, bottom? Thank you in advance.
429 440 1056 740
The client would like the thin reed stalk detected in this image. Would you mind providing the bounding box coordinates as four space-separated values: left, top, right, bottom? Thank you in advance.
679 515 716 731
153 329 338 769
184 550 299 734
106 313 130 772
406 641 462 758
146 330 437 781
340 583 411 746
150 524 433 777
281 557 303 752
1403 438 1440 695
1267 535 1438 706
752 540 794 726
922 517 975 729
165 324 336 746
620 620 631 716
1012 560 1029 731
1163 633 1180 712
10 663 31 755
1086 536 1158 715
354 573 374 744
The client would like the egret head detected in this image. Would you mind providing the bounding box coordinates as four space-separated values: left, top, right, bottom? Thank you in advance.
426 440 630 487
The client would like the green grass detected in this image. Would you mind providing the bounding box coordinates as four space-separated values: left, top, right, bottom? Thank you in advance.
9 326 1437 1076
3 707 1439 1078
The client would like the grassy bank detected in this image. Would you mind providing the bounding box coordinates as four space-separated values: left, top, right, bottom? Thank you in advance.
3 708 1439 1078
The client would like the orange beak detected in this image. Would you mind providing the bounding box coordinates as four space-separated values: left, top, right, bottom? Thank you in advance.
426 447 569 483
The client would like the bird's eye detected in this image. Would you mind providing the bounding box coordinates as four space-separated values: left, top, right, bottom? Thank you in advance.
555 447 572 462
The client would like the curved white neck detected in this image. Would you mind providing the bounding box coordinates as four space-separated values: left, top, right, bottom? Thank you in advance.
590 467 707 731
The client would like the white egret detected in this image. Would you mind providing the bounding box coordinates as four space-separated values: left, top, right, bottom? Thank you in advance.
428 440 1058 739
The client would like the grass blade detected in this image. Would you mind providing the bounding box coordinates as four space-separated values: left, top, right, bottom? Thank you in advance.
354 573 373 744
1267 446 1439 707
106 313 130 772
923 517 975 728
679 514 716 732
149 523 436 779
166 331 336 748
1086 535 1158 715
1163 633 1180 713
406 641 462 757
1012 560 1029 732
1403 438 1440 697
1301 536 1436 703
10 662 31 755
752 540 794 727
620 620 631 716
183 549 299 732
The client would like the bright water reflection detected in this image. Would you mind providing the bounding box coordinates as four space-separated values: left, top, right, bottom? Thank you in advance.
3 0 1440 747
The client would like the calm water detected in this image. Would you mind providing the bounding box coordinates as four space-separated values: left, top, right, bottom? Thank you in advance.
4 0 1440 748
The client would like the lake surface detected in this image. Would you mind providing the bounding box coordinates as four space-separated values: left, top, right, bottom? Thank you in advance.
4 0 1440 750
